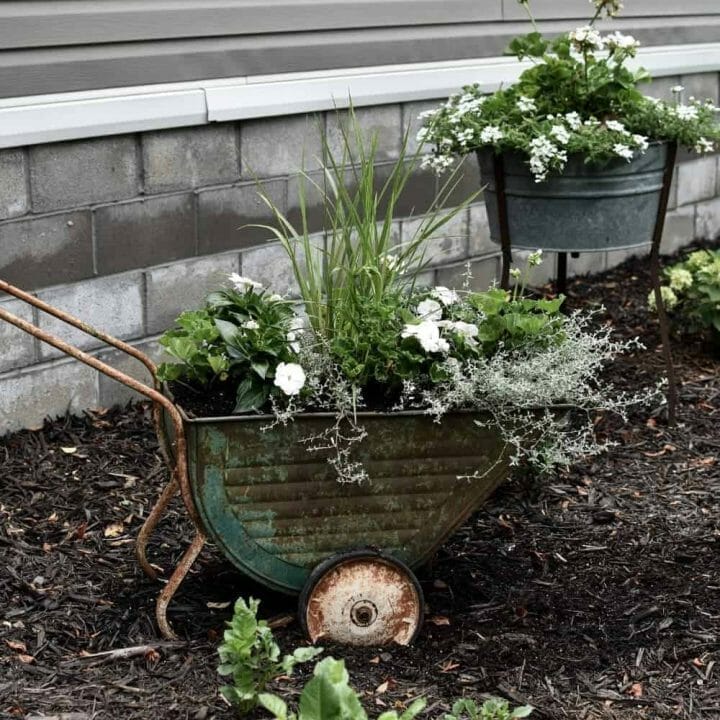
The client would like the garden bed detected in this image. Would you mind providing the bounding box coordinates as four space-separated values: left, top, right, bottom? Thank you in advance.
1 247 719 720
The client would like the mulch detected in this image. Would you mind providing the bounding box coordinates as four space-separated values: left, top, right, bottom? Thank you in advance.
1 245 719 720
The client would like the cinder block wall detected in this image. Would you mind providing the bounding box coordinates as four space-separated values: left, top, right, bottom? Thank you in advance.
1 71 719 433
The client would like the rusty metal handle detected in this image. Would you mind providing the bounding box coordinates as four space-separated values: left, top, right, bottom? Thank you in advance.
0 278 158 384
0 302 201 529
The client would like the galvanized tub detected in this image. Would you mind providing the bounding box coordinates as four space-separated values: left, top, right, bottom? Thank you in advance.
477 142 669 252
176 409 508 595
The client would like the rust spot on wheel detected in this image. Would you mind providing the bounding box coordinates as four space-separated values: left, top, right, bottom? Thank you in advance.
299 551 424 646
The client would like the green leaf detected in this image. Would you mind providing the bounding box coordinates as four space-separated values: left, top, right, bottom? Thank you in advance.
215 318 241 346
234 376 269 413
259 693 289 720
298 676 345 720
251 359 270 379
400 698 427 720
511 706 534 718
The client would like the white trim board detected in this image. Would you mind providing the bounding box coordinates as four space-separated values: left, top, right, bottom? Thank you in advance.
1 42 719 148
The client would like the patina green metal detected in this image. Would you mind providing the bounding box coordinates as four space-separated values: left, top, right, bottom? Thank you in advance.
176 410 508 594
477 141 669 252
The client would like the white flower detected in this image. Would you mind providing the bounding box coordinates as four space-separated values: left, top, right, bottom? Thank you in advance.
528 135 567 182
421 153 455 174
648 286 678 312
569 25 605 52
613 144 635 161
516 95 537 113
242 320 260 330
510 268 522 280
286 316 305 353
632 134 649 152
273 362 306 396
269 293 284 302
549 124 571 145
431 286 459 306
605 120 629 135
605 31 639 51
671 85 685 95
480 125 504 144
415 299 443 321
401 321 450 354
528 249 544 267
415 127 430 144
444 321 479 339
229 273 263 292
675 105 699 121
695 137 714 153
565 112 582 130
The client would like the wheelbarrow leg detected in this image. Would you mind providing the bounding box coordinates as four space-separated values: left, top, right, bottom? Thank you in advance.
136 474 180 580
156 530 207 640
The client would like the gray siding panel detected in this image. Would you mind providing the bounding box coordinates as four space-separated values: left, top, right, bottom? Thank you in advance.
0 2 719 99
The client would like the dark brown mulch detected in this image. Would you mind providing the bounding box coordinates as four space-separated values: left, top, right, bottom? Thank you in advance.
1 246 719 720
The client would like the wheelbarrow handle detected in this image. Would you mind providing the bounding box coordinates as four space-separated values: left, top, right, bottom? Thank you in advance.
0 286 202 530
0 278 158 383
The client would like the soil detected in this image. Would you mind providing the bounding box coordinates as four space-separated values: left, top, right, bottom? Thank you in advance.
1 245 719 720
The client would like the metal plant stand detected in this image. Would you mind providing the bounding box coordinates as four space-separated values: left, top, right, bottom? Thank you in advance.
492 142 679 425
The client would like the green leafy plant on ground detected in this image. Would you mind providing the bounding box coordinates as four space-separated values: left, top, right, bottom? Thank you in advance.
219 596 532 720
217 597 322 713
444 698 533 720
650 248 720 339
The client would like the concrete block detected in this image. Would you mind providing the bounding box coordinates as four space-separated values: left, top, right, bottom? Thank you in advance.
606 246 646 270
468 202 496 256
567 251 607 279
197 178 286 254
402 99 444 155
0 210 93 290
0 150 28 220
435 256 500 293
412 269 436 289
241 114 323 178
142 124 240 194
94 193 196 275
145 253 240 335
241 235 324 297
37 273 144 360
326 106 402 163
0 359 98 435
96 338 168 408
0 297 35 373
677 156 717 206
30 137 139 212
402 209 469 268
680 72 720 105
661 206 696 254
696 197 720 240
388 165 438 219
639 75 681 102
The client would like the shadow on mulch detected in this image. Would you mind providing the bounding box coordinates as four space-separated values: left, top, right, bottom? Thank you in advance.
1 245 719 720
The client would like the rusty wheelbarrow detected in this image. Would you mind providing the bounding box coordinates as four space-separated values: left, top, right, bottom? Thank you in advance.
0 278 510 646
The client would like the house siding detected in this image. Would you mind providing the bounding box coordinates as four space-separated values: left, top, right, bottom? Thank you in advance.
0 1 719 97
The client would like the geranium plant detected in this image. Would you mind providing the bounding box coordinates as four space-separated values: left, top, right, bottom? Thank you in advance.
158 109 653 482
419 0 719 181
650 248 720 340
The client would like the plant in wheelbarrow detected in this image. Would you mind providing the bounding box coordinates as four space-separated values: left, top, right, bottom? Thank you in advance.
155 109 655 647
418 0 720 258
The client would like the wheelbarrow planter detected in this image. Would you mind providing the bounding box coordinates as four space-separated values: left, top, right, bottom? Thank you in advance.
0 279 511 646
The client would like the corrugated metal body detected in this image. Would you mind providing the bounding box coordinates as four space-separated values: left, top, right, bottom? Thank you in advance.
184 412 508 594
1 1 719 98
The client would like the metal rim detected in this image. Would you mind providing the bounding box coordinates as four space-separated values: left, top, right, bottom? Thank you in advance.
299 550 424 647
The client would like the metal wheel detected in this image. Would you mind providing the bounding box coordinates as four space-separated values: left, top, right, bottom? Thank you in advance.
299 550 424 647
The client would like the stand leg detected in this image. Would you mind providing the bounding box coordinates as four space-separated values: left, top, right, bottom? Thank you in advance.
492 153 512 291
136 475 180 580
156 531 207 640
650 142 679 426
556 252 568 296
